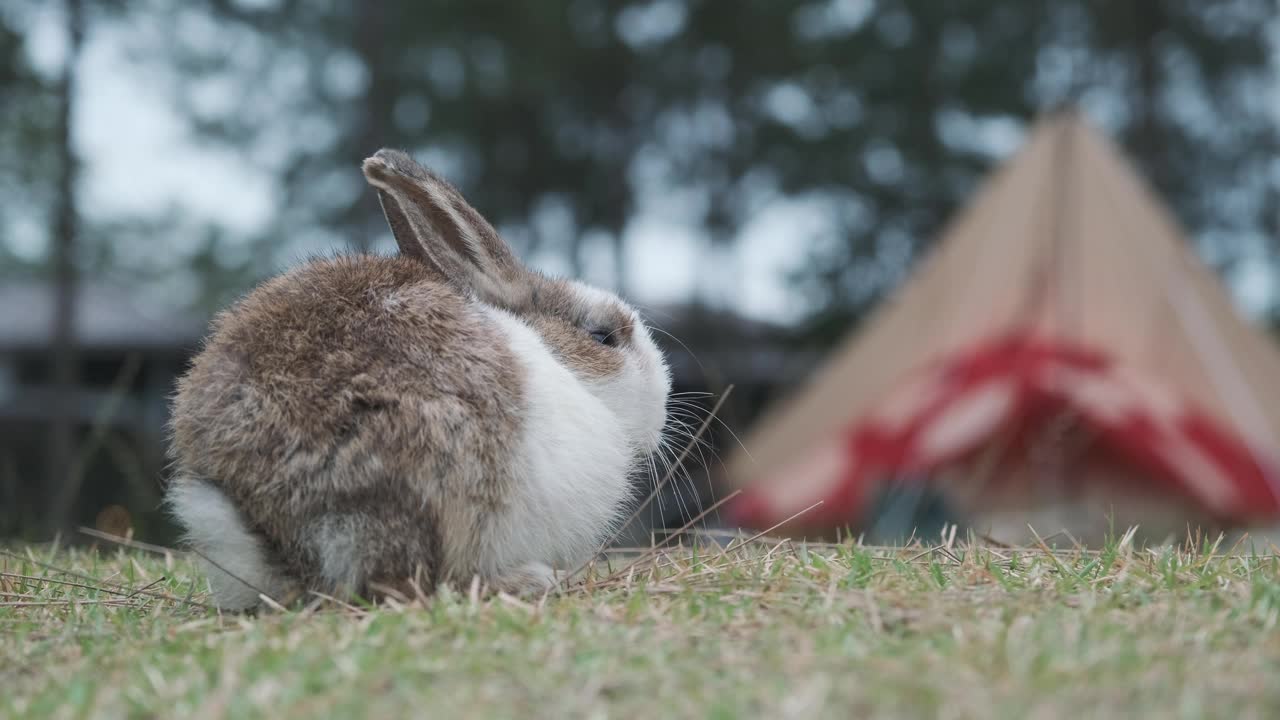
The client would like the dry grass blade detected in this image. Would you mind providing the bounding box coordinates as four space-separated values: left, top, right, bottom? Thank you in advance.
598 500 829 585
81 521 291 611
125 576 168 599
718 500 825 556
0 548 210 610
586 490 744 585
182 546 283 610
308 591 371 616
77 526 179 556
646 489 742 553
1027 525 1073 576
1 599 142 608
1 571 134 597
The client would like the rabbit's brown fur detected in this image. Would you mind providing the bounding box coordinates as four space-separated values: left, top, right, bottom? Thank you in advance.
170 254 525 598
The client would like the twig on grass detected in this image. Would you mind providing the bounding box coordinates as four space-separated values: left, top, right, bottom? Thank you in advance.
0 599 141 608
77 526 178 556
1 571 131 597
0 548 210 610
79 526 290 612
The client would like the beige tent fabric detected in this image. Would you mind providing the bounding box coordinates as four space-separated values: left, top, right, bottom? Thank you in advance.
726 111 1280 493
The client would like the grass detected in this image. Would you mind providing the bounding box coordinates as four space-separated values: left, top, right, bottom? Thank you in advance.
5 531 1280 719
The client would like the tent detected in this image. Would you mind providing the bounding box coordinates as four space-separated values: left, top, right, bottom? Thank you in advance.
724 110 1280 544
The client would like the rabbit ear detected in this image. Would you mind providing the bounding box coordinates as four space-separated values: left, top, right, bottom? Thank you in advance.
362 149 523 304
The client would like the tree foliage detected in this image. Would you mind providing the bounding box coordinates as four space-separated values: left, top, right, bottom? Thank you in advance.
6 1 1280 335
0 3 60 275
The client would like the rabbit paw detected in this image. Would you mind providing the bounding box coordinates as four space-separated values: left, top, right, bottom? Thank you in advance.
491 562 558 596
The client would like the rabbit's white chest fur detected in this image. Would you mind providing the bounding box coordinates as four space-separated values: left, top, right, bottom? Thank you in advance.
479 307 635 575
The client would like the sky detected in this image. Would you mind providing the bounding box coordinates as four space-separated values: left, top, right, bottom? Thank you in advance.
17 5 1280 325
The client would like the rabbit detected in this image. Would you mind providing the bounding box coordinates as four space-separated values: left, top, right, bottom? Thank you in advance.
165 148 671 610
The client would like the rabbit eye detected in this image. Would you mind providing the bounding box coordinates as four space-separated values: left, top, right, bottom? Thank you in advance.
589 329 616 347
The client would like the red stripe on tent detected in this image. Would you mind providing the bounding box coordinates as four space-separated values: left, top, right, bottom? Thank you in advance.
728 331 1280 531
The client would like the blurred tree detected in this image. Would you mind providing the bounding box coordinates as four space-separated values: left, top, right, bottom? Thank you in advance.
0 6 49 535
138 0 1275 338
4 0 1275 334
0 3 59 277
46 0 86 536
0 0 142 538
